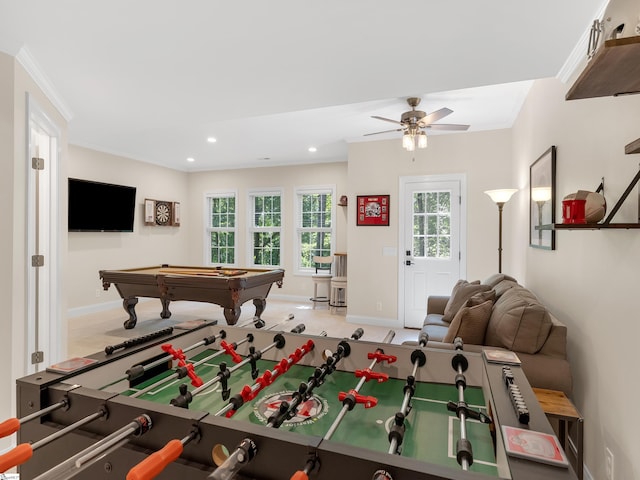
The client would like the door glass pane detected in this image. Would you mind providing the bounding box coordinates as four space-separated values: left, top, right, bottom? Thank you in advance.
413 191 451 259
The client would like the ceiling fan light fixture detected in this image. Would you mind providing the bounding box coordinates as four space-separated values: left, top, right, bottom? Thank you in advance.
402 133 415 151
418 131 427 149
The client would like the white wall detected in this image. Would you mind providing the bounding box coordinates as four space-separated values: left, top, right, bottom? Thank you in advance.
67 146 190 309
0 52 69 453
511 77 640 480
185 162 348 300
346 130 515 323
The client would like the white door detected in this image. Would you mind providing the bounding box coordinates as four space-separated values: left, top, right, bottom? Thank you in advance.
27 95 62 373
399 175 465 329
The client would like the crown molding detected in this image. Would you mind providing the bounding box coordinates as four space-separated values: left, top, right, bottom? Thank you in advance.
15 46 73 122
557 0 609 83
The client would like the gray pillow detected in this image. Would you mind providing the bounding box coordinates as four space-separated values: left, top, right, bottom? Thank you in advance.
442 280 491 323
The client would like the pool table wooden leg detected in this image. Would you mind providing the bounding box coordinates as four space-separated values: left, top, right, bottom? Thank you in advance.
123 297 139 329
253 298 266 318
224 307 241 325
160 297 172 319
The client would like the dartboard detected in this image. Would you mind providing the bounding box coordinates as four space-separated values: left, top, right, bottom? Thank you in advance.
155 202 171 225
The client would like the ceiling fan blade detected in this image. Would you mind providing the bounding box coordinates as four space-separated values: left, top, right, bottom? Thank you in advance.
371 115 405 126
364 128 405 136
426 123 470 131
419 107 453 127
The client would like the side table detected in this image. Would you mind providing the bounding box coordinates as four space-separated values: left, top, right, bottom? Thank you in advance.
532 387 584 480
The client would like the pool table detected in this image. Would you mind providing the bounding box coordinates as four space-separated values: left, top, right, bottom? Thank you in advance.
99 264 284 329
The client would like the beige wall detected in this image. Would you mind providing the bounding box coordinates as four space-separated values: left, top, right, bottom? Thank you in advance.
185 162 348 299
512 77 640 480
346 130 514 323
67 146 191 309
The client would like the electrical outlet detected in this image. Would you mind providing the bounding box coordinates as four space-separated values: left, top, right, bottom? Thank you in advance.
605 447 614 480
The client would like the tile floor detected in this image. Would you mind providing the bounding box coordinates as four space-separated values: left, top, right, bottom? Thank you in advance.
67 298 420 358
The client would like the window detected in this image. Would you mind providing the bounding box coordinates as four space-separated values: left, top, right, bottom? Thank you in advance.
412 191 451 258
206 193 236 265
295 186 335 273
249 190 282 266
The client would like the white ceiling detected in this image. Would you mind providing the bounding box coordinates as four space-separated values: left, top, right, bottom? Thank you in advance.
0 1 605 171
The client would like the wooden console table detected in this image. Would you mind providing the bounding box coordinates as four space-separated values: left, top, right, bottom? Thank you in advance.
533 388 584 479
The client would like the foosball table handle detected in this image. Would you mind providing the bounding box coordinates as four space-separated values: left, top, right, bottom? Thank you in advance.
126 439 183 480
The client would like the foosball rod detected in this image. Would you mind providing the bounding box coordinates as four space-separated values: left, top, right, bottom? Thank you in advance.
0 398 69 439
0 408 107 472
450 337 472 471
387 332 428 455
100 329 229 390
33 414 152 480
129 333 254 398
171 331 291 407
264 313 295 330
323 329 396 441
214 339 315 418
271 328 365 431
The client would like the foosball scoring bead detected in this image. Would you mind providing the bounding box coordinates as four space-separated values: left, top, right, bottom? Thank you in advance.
410 349 427 367
254 319 266 328
418 331 429 347
518 409 530 425
451 353 468 373
453 337 464 351
456 438 474 467
372 469 394 480
351 328 364 340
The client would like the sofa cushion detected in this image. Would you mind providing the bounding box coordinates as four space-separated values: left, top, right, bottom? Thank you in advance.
485 287 552 354
482 273 517 288
493 279 519 298
443 300 493 344
421 323 450 342
442 280 491 323
424 313 449 327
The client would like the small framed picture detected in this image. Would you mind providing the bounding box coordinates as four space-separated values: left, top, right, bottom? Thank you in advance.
357 195 390 226
172 202 181 226
144 199 155 225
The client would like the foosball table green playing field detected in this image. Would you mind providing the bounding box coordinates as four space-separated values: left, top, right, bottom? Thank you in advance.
5 320 579 480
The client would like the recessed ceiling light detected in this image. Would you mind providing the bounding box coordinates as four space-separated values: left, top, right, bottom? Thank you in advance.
308 146 317 153
187 157 195 162
207 137 217 143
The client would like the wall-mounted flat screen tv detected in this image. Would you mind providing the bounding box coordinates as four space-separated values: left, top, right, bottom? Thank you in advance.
68 178 137 232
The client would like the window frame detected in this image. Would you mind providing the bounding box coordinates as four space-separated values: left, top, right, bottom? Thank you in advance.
247 188 284 268
294 185 336 275
204 190 237 266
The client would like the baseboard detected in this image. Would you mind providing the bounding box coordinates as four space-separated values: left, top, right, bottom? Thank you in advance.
67 298 152 318
346 314 403 329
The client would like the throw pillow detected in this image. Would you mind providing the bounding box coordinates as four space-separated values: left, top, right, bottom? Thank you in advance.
466 289 496 307
482 273 517 288
442 280 491 323
443 300 493 344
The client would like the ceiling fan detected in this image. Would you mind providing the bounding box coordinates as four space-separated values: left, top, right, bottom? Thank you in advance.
365 97 470 150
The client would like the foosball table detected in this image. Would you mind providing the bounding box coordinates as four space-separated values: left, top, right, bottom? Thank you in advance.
5 319 578 480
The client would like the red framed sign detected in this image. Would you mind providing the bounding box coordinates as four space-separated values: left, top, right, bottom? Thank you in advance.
357 195 390 226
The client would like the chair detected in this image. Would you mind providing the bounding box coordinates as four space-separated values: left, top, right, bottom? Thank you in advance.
330 275 347 313
310 255 333 308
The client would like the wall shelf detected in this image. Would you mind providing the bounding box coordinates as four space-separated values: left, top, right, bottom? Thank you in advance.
566 36 640 100
625 137 640 154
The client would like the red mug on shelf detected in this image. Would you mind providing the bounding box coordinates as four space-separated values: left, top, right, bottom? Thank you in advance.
562 199 587 224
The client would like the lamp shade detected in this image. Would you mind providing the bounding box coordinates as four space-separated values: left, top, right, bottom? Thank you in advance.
531 186 552 202
484 189 518 204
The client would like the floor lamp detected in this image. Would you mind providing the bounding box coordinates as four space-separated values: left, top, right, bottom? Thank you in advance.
484 189 518 273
